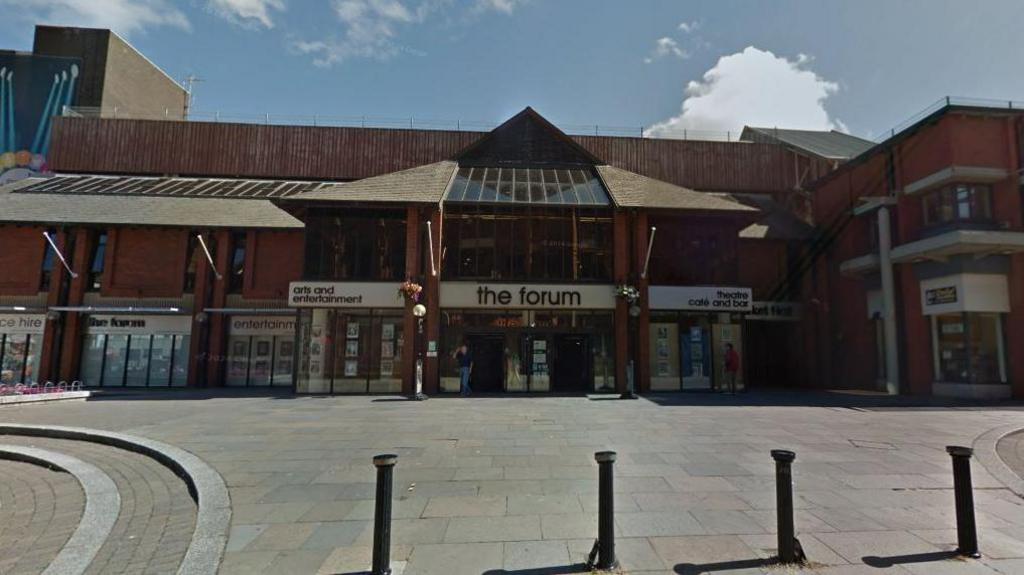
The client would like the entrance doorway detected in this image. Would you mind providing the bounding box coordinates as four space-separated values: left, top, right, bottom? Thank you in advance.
552 334 590 392
467 334 505 392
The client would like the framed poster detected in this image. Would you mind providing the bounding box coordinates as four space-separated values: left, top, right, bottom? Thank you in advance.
277 359 293 373
533 339 546 351
346 323 360 339
656 360 671 377
279 341 293 357
381 341 394 358
382 323 395 340
345 340 359 357
656 326 669 339
344 360 358 377
656 339 670 359
256 341 270 356
380 359 394 375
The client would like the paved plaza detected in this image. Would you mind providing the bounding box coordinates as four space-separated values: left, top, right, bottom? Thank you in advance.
3 390 1024 574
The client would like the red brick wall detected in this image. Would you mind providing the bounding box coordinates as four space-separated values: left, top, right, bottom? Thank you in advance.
104 228 189 298
244 230 304 299
738 240 787 298
0 226 47 295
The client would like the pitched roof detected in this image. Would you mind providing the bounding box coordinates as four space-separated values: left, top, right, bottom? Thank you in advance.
741 126 874 160
595 165 757 213
454 107 603 166
283 161 457 204
0 178 302 228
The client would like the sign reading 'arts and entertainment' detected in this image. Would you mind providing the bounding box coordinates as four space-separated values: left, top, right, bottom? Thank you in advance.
440 283 616 309
288 282 403 308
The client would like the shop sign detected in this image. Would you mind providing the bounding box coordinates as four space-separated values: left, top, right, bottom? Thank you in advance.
747 301 801 321
920 274 1009 316
288 282 403 308
440 282 616 309
649 286 753 312
85 315 192 335
0 314 45 335
230 315 297 336
925 287 957 306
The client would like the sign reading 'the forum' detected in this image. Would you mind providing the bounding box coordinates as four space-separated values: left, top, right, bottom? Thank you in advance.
441 283 616 310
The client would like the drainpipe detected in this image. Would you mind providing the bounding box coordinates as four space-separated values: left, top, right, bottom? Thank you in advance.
878 206 900 395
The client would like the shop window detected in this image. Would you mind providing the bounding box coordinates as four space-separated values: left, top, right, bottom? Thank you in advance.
295 309 402 393
87 231 108 291
922 184 993 227
0 334 41 384
79 333 191 387
228 232 247 293
933 313 1006 384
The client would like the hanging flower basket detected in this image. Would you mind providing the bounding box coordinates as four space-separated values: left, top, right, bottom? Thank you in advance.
398 280 423 302
615 284 640 303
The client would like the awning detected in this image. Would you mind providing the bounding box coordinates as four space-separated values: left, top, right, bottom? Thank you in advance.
48 306 189 315
890 230 1024 263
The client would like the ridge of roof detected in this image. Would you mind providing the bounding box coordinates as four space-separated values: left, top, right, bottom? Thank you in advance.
596 165 757 213
283 160 457 204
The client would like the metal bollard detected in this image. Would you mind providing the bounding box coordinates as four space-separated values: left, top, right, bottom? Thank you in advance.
771 449 803 564
588 451 619 570
372 454 398 575
947 446 980 558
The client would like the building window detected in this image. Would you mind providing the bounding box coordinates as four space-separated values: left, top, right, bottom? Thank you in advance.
303 210 407 281
39 229 57 292
933 312 1006 384
87 232 108 291
184 234 201 293
922 184 992 227
80 332 190 387
0 333 42 384
229 232 247 293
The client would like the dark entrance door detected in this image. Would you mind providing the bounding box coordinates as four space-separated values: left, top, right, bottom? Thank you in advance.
467 334 505 392
552 334 590 392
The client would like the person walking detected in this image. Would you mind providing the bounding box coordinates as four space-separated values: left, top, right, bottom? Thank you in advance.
454 343 473 396
723 342 740 394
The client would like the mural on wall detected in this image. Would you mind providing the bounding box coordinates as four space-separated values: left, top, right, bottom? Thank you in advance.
0 53 81 185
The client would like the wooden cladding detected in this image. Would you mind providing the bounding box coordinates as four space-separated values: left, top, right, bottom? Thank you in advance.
50 117 818 192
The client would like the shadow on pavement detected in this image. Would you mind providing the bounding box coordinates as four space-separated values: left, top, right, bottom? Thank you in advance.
862 551 960 568
673 557 777 574
646 388 1024 411
481 564 590 575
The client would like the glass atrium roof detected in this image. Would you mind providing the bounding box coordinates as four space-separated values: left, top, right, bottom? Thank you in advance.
444 167 611 206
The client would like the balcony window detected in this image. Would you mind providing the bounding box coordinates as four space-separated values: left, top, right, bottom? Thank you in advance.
922 184 992 227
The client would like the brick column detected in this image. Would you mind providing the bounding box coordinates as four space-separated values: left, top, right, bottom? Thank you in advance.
402 207 421 395
38 229 70 383
58 228 92 382
205 230 232 386
612 211 630 393
633 212 651 393
187 232 213 387
423 208 442 394
897 265 931 395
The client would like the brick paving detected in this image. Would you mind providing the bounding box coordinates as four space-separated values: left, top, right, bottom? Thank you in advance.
1 436 197 575
0 459 84 575
4 390 1024 574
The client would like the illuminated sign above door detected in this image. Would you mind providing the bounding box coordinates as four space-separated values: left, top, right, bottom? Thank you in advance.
440 283 616 309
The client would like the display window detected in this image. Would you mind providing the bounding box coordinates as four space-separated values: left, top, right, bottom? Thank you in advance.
79 315 191 387
933 313 1007 384
648 312 732 391
226 315 297 387
296 309 403 393
0 314 45 385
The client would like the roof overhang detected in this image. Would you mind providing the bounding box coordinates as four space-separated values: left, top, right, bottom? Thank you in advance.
852 195 898 216
839 253 880 277
902 165 1009 196
890 229 1024 263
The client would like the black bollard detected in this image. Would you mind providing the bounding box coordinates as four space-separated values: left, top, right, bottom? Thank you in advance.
590 451 619 571
372 454 398 575
947 446 980 558
771 449 802 564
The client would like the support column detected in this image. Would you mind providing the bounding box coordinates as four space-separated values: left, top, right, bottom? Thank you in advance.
423 208 442 394
205 230 231 387
38 230 71 383
877 206 900 395
632 213 650 393
612 211 630 393
402 208 421 395
58 229 91 382
187 232 213 387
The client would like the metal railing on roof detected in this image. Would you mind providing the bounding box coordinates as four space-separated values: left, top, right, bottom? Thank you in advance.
874 96 1024 143
61 106 741 142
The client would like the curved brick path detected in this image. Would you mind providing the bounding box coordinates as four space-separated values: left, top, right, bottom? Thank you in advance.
3 436 197 574
0 460 85 575
997 430 1024 484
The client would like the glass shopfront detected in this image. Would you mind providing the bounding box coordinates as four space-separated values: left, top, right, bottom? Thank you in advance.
80 315 191 387
440 309 615 393
932 313 1007 385
0 314 45 384
225 315 297 387
295 308 404 393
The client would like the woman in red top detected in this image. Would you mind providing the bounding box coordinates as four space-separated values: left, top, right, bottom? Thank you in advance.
723 343 740 394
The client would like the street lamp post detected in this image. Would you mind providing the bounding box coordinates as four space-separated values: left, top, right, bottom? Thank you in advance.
411 303 428 401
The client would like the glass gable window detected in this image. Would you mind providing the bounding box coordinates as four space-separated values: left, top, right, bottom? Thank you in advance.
922 184 993 227
446 167 611 206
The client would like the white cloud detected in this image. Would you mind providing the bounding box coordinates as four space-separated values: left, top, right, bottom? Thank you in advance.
1 0 190 36
644 36 688 64
294 0 519 67
207 0 285 29
677 20 699 33
647 46 843 137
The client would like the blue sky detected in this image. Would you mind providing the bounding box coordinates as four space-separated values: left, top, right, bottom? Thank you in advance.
2 0 1023 139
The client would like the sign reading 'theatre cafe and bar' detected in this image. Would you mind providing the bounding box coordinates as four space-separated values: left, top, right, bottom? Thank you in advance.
648 286 753 312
